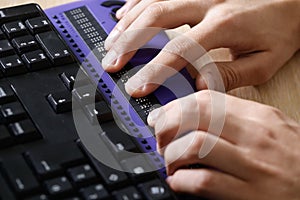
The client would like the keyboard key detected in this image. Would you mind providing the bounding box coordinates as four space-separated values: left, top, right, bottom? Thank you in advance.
84 101 113 124
0 4 41 24
90 156 129 188
24 142 86 179
80 184 110 200
72 85 103 106
67 164 97 186
0 102 27 123
8 119 41 143
2 21 28 38
0 125 14 148
0 155 40 195
0 172 16 200
47 91 72 113
22 50 51 71
101 122 138 156
25 17 51 34
0 54 27 76
36 31 74 66
59 71 90 91
44 176 73 197
0 82 15 104
24 194 48 200
12 35 39 53
121 155 156 180
113 186 142 200
0 40 14 57
138 179 172 200
0 29 5 39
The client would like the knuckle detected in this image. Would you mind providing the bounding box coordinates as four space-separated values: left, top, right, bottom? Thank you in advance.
144 2 166 22
255 126 275 145
218 63 240 90
193 170 215 193
196 90 212 113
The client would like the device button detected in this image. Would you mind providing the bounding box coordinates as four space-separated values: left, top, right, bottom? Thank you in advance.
101 0 125 8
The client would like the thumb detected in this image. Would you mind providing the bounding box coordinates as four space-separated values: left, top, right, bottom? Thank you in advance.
196 52 276 91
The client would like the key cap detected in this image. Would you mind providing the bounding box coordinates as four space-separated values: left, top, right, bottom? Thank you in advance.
67 164 97 186
89 155 129 188
0 29 5 39
0 101 27 123
47 91 72 113
83 101 113 124
24 194 48 200
0 40 14 57
121 155 156 180
72 85 102 106
44 176 73 197
36 31 74 66
0 54 27 76
22 50 51 71
0 82 15 104
12 35 39 54
0 125 14 148
0 4 41 24
138 179 172 200
0 173 16 200
0 155 40 195
24 142 86 179
101 122 138 155
80 184 110 200
101 1 125 7
8 119 41 143
59 71 90 91
113 186 143 200
2 21 28 38
25 17 51 34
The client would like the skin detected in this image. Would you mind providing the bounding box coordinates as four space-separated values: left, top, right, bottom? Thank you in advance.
102 0 300 199
147 90 300 199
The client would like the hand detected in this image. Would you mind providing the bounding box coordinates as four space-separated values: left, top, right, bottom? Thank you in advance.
146 90 300 199
103 0 300 97
115 0 141 19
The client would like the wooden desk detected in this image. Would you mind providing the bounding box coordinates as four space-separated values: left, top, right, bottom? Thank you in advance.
1 0 300 122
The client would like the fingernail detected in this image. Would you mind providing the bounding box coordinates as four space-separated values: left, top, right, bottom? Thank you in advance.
148 108 161 125
125 76 146 94
102 50 118 70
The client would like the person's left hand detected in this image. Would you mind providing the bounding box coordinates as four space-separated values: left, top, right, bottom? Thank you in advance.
147 90 300 199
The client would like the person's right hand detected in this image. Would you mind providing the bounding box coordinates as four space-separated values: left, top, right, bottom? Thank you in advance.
103 0 300 98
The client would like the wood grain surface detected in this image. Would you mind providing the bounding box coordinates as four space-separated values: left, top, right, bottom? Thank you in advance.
1 0 300 122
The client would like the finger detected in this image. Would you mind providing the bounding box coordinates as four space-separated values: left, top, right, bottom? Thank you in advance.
103 0 208 72
164 131 252 180
196 51 281 91
167 169 247 199
148 90 265 151
123 14 227 97
105 0 163 50
116 0 141 19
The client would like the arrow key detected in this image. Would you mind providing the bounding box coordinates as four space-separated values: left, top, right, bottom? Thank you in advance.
47 91 72 114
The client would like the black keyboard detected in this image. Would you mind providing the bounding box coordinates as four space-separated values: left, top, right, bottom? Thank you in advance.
0 4 205 200
0 3 202 200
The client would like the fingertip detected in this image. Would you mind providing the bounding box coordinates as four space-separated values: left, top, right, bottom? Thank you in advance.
196 74 208 90
116 7 126 19
166 175 173 185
